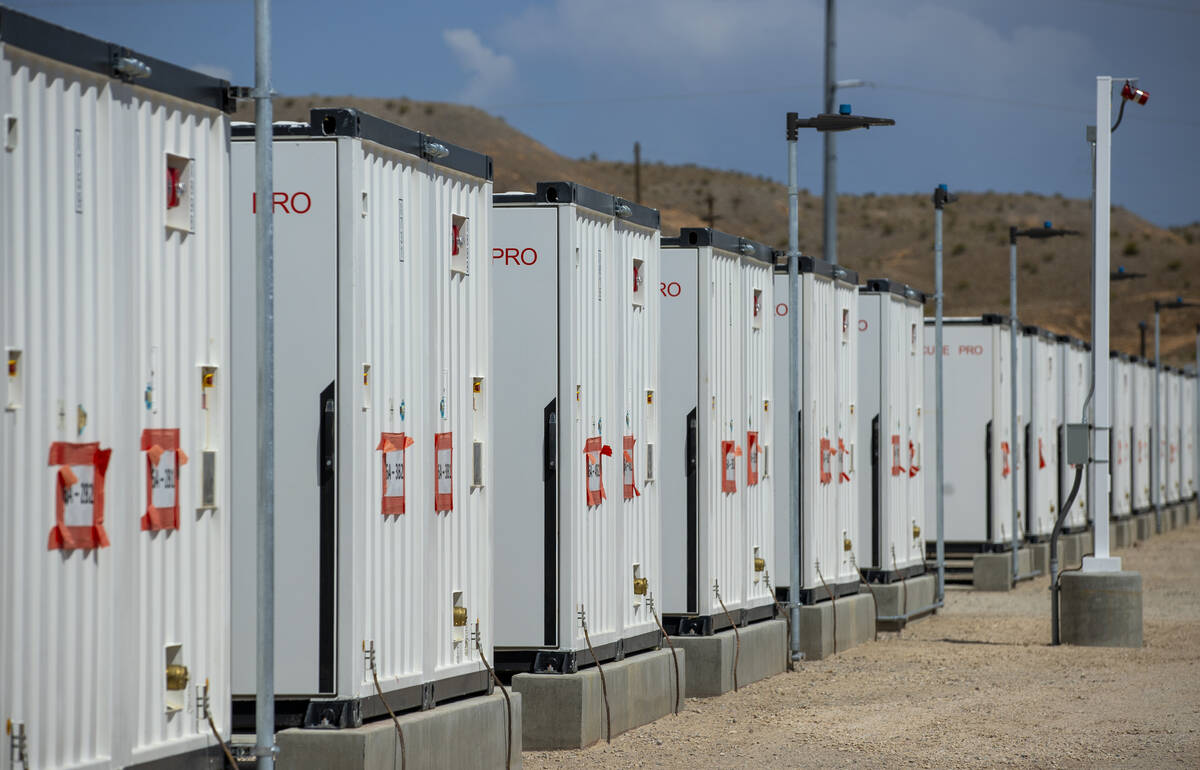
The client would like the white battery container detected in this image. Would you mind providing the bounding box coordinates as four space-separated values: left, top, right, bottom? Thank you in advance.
491 182 662 673
772 258 862 603
1166 368 1184 504
922 316 1016 548
856 280 927 581
1057 335 1090 531
1131 357 1154 512
1020 326 1061 538
1183 370 1197 501
658 228 776 633
229 109 494 726
1 8 234 768
1110 352 1134 518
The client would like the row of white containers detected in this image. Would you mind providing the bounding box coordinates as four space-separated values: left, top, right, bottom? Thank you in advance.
490 183 665 672
228 111 496 723
926 314 1199 550
1 8 234 768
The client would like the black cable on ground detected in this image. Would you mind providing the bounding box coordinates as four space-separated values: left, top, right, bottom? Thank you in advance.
475 621 512 769
764 572 795 671
365 642 407 770
714 581 740 692
815 562 837 655
649 595 682 715
580 609 612 743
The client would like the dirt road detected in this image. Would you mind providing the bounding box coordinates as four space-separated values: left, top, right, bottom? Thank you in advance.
526 519 1200 768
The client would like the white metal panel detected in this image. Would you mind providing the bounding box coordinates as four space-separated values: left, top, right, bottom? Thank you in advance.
617 222 661 638
923 320 1011 546
1059 341 1090 530
903 297 926 567
1 44 122 770
854 293 883 572
833 281 859 585
1156 367 1168 507
742 256 774 610
1025 334 1061 536
1166 370 1183 503
423 162 492 683
1183 374 1197 500
121 86 231 765
1110 357 1134 517
1132 360 1153 511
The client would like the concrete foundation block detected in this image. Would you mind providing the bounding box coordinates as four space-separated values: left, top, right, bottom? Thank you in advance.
1111 519 1134 549
512 647 682 750
972 548 1032 590
1059 533 1085 570
1059 570 1143 648
866 574 937 630
276 691 521 770
1027 543 1049 576
1135 512 1155 540
669 618 785 699
794 593 875 661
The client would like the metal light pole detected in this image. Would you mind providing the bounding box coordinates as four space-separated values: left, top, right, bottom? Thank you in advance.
254 0 277 766
822 0 836 265
1139 321 1148 358
786 109 893 662
932 185 955 604
1008 223 1079 580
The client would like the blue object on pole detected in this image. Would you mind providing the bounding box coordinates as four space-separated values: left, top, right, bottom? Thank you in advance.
1044 221 1052 228
938 183 948 191
839 103 852 115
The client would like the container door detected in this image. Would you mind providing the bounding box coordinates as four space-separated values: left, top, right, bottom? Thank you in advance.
491 206 559 649
231 140 339 696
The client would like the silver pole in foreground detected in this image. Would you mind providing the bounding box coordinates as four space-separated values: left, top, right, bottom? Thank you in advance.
254 0 276 766
1008 234 1020 581
1154 307 1162 534
786 115 802 662
822 0 838 266
932 185 954 603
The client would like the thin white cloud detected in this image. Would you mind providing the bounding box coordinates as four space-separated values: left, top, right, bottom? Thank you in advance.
191 63 234 82
442 28 516 104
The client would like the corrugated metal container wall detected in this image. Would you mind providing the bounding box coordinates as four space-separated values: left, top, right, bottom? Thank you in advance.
1184 373 1197 500
123 86 231 764
923 319 1012 546
1132 360 1153 511
424 162 493 685
1059 339 1090 530
616 221 661 641
2 15 235 766
1166 370 1183 504
1 43 122 770
903 294 926 567
1110 355 1134 518
834 280 859 585
741 255 774 609
1155 367 1168 509
1024 331 1061 537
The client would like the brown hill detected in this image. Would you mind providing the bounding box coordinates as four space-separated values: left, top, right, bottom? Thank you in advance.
236 96 1200 365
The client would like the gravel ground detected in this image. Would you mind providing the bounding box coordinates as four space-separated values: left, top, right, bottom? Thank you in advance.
525 520 1200 769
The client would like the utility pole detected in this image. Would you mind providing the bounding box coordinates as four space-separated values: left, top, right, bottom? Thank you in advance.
633 141 642 203
932 184 957 605
822 0 837 265
1139 320 1147 358
704 192 718 229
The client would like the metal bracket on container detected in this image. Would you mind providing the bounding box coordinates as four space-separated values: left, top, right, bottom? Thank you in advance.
671 615 714 636
421 682 436 711
532 650 578 675
302 699 362 729
8 721 28 766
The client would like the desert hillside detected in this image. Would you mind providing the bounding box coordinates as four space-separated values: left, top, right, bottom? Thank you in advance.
236 96 1200 364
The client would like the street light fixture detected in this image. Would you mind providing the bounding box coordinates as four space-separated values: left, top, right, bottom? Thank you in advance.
1006 221 1080 581
1153 297 1200 533
784 108 894 665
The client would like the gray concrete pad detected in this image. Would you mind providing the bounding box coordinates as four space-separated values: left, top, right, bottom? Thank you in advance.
973 548 1032 590
669 618 786 699
1059 570 1143 648
1027 543 1049 577
276 691 521 770
1111 519 1134 550
794 593 875 661
865 574 937 630
1059 533 1086 570
512 647 682 750
1135 512 1156 540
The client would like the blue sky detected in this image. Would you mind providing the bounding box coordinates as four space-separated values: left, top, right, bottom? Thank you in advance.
13 0 1200 226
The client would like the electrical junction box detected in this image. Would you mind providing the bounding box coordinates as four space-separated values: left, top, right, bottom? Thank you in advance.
1065 423 1091 466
